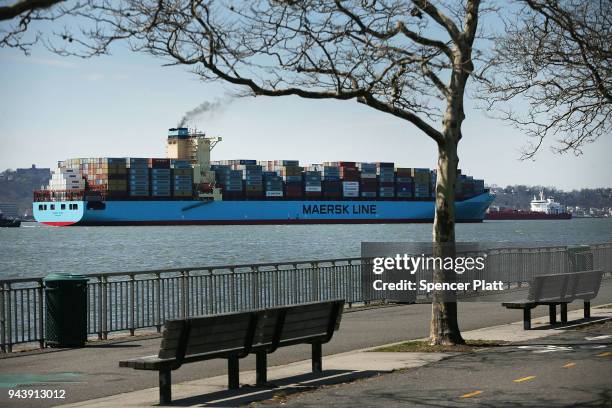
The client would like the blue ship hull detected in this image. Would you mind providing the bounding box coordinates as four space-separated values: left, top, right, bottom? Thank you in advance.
33 193 494 226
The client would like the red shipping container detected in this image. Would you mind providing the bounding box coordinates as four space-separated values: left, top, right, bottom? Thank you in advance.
149 158 171 169
360 180 378 192
305 191 322 198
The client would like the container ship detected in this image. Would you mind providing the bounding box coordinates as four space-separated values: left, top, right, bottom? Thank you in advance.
33 128 494 226
486 191 571 220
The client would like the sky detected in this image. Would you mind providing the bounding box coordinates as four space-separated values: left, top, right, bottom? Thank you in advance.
0 15 610 191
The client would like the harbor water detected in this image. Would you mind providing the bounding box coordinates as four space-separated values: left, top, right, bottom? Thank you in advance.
0 218 611 279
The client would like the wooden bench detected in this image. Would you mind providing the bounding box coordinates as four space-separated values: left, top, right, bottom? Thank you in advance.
502 270 603 330
119 300 344 404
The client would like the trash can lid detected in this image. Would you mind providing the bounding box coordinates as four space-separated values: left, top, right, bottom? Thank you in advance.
43 273 89 282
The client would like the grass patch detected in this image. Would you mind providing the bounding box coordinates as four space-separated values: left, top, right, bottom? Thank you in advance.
370 339 509 353
595 304 612 309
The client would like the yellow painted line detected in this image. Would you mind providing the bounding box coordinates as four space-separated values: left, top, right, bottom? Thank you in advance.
460 390 483 398
597 351 611 357
513 376 536 383
562 362 576 368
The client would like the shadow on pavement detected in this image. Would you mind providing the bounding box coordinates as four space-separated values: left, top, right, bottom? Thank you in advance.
82 343 142 348
169 369 384 407
351 387 612 408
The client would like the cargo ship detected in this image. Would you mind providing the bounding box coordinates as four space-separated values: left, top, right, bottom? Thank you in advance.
33 128 494 226
486 191 571 220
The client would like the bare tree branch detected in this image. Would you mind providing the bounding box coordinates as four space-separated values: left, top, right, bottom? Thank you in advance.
0 0 63 21
481 0 611 159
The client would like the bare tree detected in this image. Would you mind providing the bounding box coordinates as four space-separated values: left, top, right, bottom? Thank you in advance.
0 0 68 52
4 0 487 345
484 0 611 159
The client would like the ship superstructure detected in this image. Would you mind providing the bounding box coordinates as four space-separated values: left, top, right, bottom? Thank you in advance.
530 191 566 215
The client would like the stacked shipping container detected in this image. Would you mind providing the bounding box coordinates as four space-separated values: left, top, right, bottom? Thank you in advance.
378 163 395 198
411 168 430 198
57 157 194 199
53 156 484 202
395 168 413 198
172 160 194 197
128 158 150 197
358 163 377 198
209 160 484 201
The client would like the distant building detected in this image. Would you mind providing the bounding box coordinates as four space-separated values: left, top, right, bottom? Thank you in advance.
0 203 19 218
16 164 51 177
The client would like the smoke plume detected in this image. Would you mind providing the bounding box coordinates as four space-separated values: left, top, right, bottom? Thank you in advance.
177 97 232 128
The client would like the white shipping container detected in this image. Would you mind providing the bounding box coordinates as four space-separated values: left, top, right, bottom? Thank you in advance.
343 191 359 197
265 191 283 197
342 182 359 193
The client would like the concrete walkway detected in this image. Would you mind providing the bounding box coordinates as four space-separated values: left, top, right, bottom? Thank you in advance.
57 306 612 407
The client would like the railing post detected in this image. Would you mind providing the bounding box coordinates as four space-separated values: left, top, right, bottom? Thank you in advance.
229 268 237 312
313 263 320 302
252 267 259 310
347 260 354 307
129 274 136 336
155 273 161 333
292 264 299 304
37 280 44 349
180 270 188 318
6 283 12 353
96 277 103 340
332 261 338 300
274 265 280 307
207 269 214 314
101 276 108 340
0 282 6 352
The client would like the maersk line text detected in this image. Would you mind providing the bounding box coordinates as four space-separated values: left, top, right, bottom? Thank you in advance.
373 280 505 292
302 204 376 215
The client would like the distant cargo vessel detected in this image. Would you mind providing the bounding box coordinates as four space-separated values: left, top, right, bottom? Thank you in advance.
486 191 571 220
33 128 494 226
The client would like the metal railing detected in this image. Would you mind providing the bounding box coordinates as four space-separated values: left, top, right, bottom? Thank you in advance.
1 243 610 352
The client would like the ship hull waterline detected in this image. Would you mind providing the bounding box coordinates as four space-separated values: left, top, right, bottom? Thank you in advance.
33 193 494 226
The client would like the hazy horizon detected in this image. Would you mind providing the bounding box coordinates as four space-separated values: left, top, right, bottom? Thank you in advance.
1 43 610 191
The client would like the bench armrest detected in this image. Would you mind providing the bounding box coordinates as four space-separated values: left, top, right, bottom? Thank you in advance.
119 355 177 370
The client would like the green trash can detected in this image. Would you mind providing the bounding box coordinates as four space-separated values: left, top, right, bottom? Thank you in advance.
44 273 89 347
566 245 594 272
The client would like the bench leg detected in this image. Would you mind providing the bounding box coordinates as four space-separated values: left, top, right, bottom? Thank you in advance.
256 352 267 386
560 303 568 323
312 343 322 373
584 301 591 319
549 304 557 325
159 370 171 405
523 308 531 330
228 357 240 390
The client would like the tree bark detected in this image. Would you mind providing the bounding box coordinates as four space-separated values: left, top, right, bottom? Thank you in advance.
429 89 465 345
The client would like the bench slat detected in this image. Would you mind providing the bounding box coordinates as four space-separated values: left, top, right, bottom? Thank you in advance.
162 321 253 341
283 307 334 323
185 342 248 357
162 332 250 351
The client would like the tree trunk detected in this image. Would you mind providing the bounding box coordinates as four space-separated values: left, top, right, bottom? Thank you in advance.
429 119 464 345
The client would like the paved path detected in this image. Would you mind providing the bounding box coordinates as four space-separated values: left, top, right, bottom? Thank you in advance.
259 321 612 408
0 281 611 407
